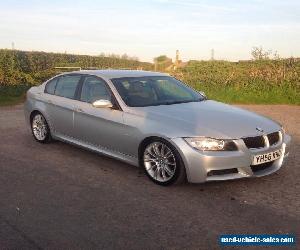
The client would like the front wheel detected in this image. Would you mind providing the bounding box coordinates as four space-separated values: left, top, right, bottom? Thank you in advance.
142 139 186 186
31 112 51 143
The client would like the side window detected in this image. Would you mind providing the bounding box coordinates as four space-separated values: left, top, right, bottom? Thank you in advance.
55 75 81 99
44 78 58 95
80 76 111 103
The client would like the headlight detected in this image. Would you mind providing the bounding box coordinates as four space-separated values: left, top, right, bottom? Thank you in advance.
184 137 238 151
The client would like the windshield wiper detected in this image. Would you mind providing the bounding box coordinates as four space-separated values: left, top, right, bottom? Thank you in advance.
141 99 205 107
161 100 196 105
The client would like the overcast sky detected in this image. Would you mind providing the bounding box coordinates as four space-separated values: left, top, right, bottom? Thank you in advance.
0 0 299 62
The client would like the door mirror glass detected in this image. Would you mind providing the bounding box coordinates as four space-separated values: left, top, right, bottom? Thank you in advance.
92 99 113 108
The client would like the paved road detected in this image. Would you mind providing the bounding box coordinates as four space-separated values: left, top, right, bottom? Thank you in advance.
0 104 299 250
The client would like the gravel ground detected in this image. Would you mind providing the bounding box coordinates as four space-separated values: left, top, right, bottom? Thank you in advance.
0 104 299 250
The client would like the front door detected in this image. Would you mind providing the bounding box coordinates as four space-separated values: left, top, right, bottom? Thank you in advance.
73 76 128 155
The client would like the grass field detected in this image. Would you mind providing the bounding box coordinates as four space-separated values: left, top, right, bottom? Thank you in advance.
189 84 299 105
0 85 29 106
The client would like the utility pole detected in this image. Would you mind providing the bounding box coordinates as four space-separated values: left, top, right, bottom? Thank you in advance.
211 49 214 61
175 50 179 65
174 50 180 70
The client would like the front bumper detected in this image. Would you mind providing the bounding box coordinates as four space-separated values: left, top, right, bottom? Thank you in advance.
171 134 291 183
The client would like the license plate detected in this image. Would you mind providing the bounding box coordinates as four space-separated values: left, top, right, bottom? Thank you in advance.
252 149 282 165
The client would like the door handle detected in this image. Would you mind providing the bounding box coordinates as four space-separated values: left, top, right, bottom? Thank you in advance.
47 99 53 104
75 107 85 113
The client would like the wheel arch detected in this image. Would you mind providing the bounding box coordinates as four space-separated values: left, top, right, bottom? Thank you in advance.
138 136 185 168
138 135 187 185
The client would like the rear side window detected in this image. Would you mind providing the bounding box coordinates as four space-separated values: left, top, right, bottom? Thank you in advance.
55 75 81 99
44 78 58 94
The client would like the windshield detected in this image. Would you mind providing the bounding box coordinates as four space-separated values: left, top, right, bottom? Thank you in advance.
111 76 204 107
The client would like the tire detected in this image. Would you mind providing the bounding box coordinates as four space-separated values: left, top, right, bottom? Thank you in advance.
142 138 186 186
31 112 51 143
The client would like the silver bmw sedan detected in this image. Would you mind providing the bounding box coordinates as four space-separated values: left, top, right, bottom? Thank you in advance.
24 70 291 185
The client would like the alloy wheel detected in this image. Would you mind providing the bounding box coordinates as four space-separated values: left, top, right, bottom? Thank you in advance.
143 142 177 183
32 114 48 141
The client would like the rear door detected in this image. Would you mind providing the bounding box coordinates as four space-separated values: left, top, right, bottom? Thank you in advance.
44 74 82 138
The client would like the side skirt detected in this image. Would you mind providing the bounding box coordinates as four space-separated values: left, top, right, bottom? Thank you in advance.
52 133 139 167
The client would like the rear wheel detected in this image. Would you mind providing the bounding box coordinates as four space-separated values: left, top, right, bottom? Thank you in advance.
142 139 186 186
31 112 51 143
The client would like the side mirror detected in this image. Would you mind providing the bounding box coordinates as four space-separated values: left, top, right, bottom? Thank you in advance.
92 99 113 108
199 91 207 99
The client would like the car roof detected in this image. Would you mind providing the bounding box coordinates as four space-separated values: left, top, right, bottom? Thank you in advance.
65 70 169 79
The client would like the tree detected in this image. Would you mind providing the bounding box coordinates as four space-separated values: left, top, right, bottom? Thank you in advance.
154 55 169 63
153 55 172 71
251 46 272 60
121 53 129 60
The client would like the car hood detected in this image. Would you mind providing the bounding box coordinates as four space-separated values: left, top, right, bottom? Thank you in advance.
128 100 281 139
